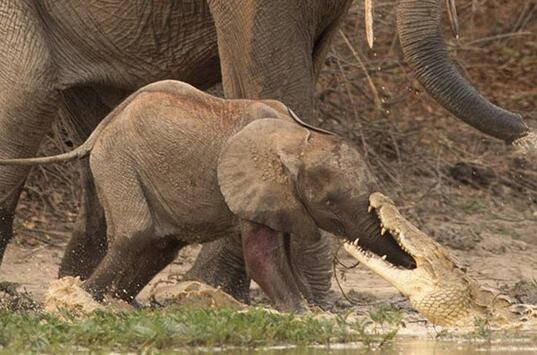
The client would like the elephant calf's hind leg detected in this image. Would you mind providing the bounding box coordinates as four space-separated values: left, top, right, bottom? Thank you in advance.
58 86 118 279
85 235 184 302
60 159 107 279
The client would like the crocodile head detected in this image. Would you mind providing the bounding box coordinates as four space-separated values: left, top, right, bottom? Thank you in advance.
343 192 509 327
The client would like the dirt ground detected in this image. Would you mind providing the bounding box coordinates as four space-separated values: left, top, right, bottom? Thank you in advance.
1 0 537 316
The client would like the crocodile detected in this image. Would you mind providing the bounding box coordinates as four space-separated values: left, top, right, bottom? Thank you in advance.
343 192 537 328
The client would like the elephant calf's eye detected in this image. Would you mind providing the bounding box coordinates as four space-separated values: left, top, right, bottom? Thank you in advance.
324 194 340 207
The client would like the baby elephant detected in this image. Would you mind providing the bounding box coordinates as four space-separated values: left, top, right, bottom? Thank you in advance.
1 80 415 311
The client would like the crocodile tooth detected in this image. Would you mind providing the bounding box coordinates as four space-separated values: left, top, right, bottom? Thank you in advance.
381 255 387 260
381 227 387 236
368 205 373 213
353 238 360 246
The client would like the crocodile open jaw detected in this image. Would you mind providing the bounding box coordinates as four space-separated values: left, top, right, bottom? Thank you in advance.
342 193 537 328
343 192 477 327
344 193 417 274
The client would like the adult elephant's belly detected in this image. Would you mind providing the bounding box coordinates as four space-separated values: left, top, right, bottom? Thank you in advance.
40 0 221 91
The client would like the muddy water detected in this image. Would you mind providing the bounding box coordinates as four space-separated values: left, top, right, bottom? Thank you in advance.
208 336 537 354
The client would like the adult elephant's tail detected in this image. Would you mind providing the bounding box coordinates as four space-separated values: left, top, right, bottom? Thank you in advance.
397 0 529 143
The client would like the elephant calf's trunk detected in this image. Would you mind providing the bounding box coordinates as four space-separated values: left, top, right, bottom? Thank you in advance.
348 199 416 269
397 0 528 143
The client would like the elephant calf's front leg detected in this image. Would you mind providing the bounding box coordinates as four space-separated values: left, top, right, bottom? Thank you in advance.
241 221 307 313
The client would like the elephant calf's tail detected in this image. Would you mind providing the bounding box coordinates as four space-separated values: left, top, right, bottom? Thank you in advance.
0 116 113 164
0 146 91 166
0 117 107 166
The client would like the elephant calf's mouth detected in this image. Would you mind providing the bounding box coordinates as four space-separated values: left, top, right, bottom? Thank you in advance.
346 201 417 270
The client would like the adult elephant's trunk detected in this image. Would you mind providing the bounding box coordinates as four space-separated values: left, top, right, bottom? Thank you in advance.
397 0 529 143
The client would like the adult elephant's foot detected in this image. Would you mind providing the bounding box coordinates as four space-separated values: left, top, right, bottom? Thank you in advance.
0 207 14 267
0 182 30 270
184 234 251 304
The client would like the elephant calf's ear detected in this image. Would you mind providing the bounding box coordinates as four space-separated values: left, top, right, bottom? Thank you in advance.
217 119 320 240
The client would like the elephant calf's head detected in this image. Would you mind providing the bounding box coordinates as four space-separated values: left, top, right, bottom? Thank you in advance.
218 118 416 269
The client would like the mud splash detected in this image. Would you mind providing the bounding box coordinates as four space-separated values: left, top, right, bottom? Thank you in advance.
149 280 246 310
45 276 103 315
45 277 135 316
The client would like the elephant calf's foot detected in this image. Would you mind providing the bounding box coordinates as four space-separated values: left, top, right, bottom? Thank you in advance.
59 227 107 280
84 236 184 303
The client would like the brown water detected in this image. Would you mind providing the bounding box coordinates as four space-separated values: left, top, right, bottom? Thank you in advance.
193 336 537 354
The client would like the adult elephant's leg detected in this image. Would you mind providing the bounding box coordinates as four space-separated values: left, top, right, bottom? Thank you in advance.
187 0 351 304
183 233 251 303
58 86 128 279
208 0 312 116
290 234 333 308
0 1 59 268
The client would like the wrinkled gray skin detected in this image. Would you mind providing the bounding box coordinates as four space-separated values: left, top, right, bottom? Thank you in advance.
0 81 415 311
397 0 528 142
0 0 353 306
0 0 528 306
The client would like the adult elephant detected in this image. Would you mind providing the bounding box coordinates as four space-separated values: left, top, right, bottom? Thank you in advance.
0 0 529 305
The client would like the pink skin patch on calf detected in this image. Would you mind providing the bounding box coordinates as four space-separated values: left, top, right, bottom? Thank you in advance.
241 222 305 311
242 224 282 280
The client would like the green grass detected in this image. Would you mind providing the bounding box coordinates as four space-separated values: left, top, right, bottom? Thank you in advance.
0 306 403 353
